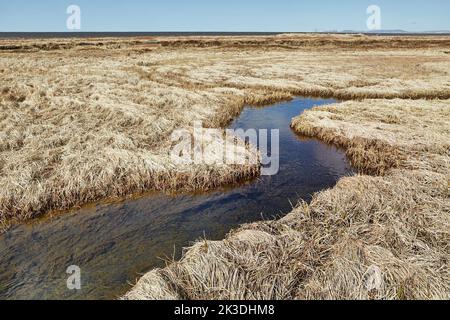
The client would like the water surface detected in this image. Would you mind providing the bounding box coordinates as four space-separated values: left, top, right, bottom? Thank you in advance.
0 98 353 300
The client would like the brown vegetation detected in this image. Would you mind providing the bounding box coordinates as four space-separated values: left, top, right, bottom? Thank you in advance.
1 35 450 298
124 99 449 300
2 33 450 51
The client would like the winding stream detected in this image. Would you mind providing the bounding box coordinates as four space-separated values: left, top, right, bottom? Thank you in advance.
0 98 353 300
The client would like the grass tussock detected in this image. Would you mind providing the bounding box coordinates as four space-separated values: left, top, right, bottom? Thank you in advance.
124 99 449 300
291 119 404 175
1 35 449 229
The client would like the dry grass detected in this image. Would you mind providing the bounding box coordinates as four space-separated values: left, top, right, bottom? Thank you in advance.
0 34 449 234
124 99 449 300
1 34 449 299
2 33 450 51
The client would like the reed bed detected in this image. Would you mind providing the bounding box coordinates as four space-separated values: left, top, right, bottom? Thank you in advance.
124 99 449 300
2 34 449 230
1 34 449 299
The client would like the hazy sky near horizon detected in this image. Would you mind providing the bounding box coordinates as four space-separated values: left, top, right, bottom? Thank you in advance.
0 0 449 32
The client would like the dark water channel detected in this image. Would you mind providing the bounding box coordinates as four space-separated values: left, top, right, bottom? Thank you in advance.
0 98 353 300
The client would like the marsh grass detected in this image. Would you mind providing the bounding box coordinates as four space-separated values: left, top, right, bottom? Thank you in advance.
2 35 448 228
1 35 449 297
124 99 449 300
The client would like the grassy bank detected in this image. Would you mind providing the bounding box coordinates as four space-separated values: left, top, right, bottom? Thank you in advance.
124 99 449 300
1 34 449 232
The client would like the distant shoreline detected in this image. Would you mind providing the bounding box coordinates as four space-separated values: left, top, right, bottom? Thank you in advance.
1 31 450 39
0 32 283 39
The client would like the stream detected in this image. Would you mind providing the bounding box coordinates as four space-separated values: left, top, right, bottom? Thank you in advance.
0 97 354 300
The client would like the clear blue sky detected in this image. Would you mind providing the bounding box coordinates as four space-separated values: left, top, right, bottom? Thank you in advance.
0 0 449 32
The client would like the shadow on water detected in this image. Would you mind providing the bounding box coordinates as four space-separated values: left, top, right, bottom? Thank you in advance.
0 98 354 300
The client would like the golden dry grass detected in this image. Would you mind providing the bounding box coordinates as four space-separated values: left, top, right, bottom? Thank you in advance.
0 35 449 243
1 34 449 299
124 99 449 300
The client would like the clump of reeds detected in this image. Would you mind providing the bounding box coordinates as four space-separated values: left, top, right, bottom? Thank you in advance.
291 117 405 175
124 170 449 300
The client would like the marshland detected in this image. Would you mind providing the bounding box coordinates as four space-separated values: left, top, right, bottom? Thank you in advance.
0 34 449 300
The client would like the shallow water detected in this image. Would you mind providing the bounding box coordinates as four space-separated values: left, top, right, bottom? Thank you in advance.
0 98 353 300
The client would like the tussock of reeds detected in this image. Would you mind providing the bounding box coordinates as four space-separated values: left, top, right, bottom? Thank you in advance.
291 121 404 175
124 99 449 300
